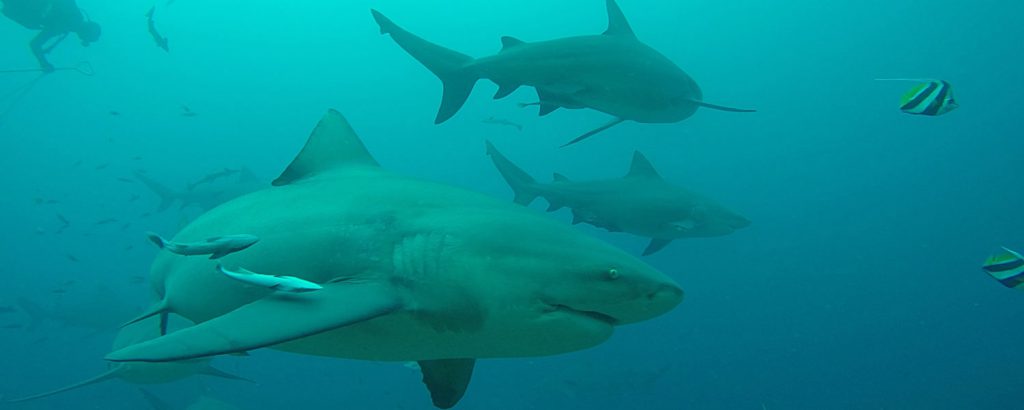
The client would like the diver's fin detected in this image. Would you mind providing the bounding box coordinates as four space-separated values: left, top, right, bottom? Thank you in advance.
4 366 122 403
273 110 380 186
418 358 476 409
201 365 255 383
485 141 540 205
122 299 170 329
371 10 478 124
561 118 626 147
603 0 636 39
690 99 756 113
625 152 663 180
106 281 400 362
643 238 673 256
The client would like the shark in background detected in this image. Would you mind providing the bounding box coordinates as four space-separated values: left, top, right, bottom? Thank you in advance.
486 141 750 255
3 315 250 403
133 168 264 212
372 0 754 146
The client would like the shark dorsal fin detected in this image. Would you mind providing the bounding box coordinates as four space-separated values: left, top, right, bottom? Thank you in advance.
500 36 526 51
625 151 662 180
603 0 636 39
273 110 379 186
552 173 570 182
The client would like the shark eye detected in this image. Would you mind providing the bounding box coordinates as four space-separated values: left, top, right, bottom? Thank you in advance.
606 268 620 280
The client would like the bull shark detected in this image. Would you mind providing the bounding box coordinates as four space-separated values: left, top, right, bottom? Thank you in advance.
104 110 683 409
4 315 249 403
486 141 750 255
134 168 264 212
372 0 754 147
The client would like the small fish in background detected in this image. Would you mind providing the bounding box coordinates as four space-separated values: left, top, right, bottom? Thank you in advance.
146 6 169 52
66 254 79 263
120 222 133 231
180 105 197 117
55 213 70 234
982 247 1024 290
128 275 146 284
482 116 523 131
51 289 68 295
71 160 82 168
0 305 16 314
2 323 24 329
32 197 58 206
129 193 141 202
146 232 259 259
109 110 121 116
95 163 110 170
216 264 322 293
132 156 143 160
876 78 958 116
125 244 135 252
116 177 135 183
95 218 118 225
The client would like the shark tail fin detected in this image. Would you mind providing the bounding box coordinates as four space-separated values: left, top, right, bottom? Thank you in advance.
4 366 122 403
371 9 478 124
133 171 178 211
485 141 541 205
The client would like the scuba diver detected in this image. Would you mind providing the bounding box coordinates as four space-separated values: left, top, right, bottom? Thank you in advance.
1 0 101 72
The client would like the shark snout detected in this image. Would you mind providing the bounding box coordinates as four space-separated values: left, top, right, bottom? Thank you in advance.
610 281 684 325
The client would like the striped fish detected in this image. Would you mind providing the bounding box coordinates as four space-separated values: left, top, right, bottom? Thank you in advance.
982 247 1024 289
877 79 958 116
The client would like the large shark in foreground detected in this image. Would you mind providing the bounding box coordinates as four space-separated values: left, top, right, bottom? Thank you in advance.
486 141 750 255
105 110 683 409
4 315 248 403
372 0 754 146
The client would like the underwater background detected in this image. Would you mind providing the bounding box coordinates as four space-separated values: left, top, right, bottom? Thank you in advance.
2 0 1023 409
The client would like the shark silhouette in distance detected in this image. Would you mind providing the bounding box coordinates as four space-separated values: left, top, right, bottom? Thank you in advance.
372 0 755 147
134 168 264 212
104 110 683 409
3 315 249 403
486 141 750 255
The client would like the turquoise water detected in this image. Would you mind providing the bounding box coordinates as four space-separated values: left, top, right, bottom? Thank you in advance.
1 0 1022 409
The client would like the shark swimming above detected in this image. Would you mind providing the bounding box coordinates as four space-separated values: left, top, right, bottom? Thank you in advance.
134 167 264 212
4 315 249 403
486 141 750 255
105 110 683 409
372 0 754 147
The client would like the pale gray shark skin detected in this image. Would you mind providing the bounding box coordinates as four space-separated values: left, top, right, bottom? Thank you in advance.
372 0 754 146
486 141 750 256
105 110 682 409
4 315 249 403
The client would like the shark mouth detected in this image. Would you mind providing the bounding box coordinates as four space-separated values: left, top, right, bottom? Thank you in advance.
545 303 618 325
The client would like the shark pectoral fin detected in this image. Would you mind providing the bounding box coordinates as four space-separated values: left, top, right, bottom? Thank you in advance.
4 366 122 403
561 118 626 147
418 358 476 409
493 83 520 99
106 282 401 363
201 365 255 383
691 99 756 113
208 250 230 259
643 238 673 256
122 299 170 329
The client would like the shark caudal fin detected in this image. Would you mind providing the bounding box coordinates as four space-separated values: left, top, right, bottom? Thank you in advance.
485 141 541 205
133 171 179 211
371 9 478 124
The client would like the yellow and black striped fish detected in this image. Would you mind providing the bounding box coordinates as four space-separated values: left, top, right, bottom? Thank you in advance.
982 247 1024 290
877 79 958 116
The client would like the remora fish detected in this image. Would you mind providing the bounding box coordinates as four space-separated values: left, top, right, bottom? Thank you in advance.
372 0 754 146
216 264 322 293
486 141 750 255
146 232 259 259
